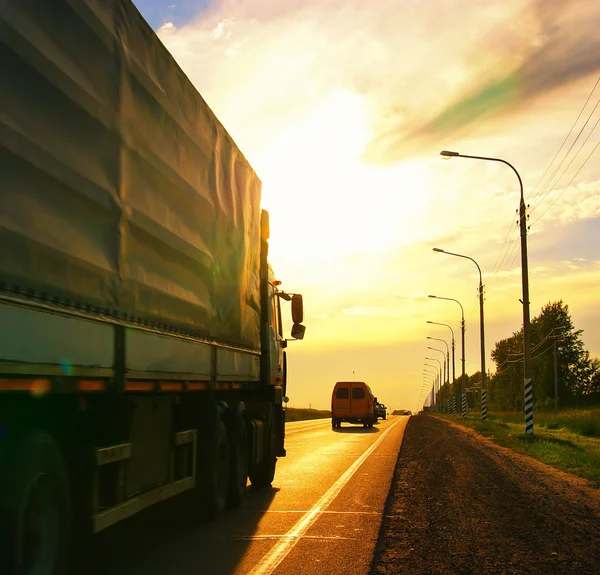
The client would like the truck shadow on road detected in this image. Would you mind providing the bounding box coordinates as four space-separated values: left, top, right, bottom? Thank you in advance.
332 426 381 434
76 486 280 575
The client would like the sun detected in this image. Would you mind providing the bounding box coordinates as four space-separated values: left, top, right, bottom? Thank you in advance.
256 89 435 267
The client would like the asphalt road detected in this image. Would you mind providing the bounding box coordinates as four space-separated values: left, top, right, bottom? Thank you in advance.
79 415 409 575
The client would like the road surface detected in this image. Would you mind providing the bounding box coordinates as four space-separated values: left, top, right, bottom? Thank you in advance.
78 416 409 575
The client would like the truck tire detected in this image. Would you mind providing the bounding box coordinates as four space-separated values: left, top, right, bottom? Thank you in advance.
226 404 249 508
0 429 72 575
199 417 230 520
249 425 277 488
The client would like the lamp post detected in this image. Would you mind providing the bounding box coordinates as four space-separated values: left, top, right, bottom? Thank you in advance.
428 322 456 414
426 351 446 411
422 375 435 409
425 362 442 410
424 367 439 402
433 247 488 422
428 342 449 412
423 369 438 400
429 295 467 416
440 149 532 433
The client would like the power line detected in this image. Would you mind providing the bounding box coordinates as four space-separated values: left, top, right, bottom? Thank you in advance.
531 134 600 226
531 111 600 218
526 74 600 207
529 95 600 214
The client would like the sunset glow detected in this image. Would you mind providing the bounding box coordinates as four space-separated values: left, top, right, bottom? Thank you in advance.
135 0 600 411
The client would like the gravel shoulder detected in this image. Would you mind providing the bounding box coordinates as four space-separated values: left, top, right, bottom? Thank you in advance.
370 414 600 575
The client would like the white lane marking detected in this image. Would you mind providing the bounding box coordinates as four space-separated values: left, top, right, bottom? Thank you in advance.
247 417 406 575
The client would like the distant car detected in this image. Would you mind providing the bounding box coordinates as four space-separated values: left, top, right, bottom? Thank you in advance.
375 403 387 420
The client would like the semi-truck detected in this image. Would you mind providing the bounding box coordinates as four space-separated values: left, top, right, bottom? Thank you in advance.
0 1 305 573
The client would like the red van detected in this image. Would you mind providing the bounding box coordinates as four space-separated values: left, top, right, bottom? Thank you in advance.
331 381 376 429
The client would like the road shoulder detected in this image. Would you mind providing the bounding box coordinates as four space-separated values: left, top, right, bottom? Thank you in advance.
369 414 600 575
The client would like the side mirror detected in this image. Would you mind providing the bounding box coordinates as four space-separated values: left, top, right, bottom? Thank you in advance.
291 294 303 324
291 323 306 340
283 396 289 404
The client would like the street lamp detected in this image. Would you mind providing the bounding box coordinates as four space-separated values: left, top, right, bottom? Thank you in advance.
425 362 442 410
429 295 467 416
427 320 456 415
433 247 488 422
440 149 532 434
422 375 435 408
428 322 456 414
427 339 449 384
427 343 449 412
426 351 446 411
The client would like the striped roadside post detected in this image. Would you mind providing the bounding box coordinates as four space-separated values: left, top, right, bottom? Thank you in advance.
481 388 488 421
525 377 533 434
452 396 457 414
461 393 467 417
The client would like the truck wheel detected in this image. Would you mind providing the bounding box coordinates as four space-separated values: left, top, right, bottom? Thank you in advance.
249 427 277 488
199 418 230 520
0 430 72 575
226 405 249 508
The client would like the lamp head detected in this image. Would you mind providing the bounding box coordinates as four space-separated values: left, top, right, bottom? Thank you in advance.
432 247 444 253
440 150 459 158
428 295 436 298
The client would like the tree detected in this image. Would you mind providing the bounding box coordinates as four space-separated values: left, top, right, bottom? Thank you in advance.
490 301 599 410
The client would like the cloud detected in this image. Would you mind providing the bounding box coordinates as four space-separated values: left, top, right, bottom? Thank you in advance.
370 1 600 162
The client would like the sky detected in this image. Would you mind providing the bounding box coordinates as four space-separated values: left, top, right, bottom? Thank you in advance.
133 0 600 412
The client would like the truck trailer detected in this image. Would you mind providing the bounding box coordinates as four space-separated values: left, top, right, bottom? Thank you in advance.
0 1 305 573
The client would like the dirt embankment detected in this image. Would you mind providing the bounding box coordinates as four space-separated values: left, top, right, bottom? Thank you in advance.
370 415 600 575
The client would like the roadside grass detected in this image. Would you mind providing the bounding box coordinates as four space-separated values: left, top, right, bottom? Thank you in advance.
285 407 330 422
437 409 600 485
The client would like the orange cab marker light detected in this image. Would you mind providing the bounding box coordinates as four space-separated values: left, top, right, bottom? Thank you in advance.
125 381 154 391
79 380 105 392
0 379 51 394
231 383 243 389
188 382 207 390
272 280 282 286
160 382 183 391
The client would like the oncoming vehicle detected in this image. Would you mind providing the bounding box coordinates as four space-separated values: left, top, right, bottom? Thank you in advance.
331 381 376 429
375 402 387 420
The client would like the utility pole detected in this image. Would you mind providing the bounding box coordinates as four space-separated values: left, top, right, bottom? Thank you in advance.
460 316 466 415
518 179 533 434
554 338 559 412
439 151 530 432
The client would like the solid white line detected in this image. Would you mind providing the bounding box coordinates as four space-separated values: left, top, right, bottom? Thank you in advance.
246 417 405 575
